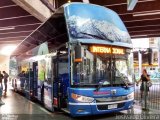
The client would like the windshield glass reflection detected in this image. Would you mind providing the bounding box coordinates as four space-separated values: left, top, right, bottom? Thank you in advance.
71 45 133 86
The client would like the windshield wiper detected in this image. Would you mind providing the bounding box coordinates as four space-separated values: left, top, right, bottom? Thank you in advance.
79 32 114 42
95 81 104 91
95 80 109 91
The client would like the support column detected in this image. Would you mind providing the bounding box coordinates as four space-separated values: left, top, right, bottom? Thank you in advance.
138 50 142 78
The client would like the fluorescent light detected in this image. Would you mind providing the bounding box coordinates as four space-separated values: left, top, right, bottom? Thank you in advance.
0 27 15 31
105 0 155 7
138 0 156 2
132 35 148 37
133 11 160 16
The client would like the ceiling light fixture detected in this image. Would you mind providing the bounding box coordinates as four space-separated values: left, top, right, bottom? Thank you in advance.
133 11 160 16
138 0 157 2
0 26 15 31
132 35 148 38
104 0 156 7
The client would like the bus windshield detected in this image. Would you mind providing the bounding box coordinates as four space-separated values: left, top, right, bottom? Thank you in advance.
71 45 134 87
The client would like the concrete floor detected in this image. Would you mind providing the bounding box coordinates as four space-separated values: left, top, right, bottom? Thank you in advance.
0 89 160 120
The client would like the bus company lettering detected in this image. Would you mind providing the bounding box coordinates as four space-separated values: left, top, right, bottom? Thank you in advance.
112 48 124 54
94 91 110 95
90 46 124 54
91 46 111 53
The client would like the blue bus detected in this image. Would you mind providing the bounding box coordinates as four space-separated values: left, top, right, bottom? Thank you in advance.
10 2 134 116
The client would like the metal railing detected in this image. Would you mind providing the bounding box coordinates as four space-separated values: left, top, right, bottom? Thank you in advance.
134 82 160 110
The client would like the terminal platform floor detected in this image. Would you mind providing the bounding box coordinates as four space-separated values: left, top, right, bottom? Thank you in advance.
0 89 160 120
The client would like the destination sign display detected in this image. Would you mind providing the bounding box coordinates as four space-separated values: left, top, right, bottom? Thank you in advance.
90 46 125 54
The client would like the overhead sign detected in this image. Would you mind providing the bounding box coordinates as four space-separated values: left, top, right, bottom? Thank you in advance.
127 0 138 11
90 46 125 54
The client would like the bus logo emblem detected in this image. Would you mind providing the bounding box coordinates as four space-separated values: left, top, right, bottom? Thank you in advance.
111 89 116 95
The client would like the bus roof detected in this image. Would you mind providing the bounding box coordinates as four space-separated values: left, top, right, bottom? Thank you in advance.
12 2 132 56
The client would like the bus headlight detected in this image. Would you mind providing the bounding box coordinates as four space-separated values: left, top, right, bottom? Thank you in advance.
71 93 94 103
127 92 134 100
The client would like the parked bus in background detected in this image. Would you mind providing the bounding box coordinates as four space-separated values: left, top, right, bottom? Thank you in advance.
10 2 134 117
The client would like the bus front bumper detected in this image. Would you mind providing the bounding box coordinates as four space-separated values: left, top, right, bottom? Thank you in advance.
69 99 134 117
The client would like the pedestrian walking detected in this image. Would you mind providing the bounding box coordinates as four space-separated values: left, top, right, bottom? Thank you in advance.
2 71 9 96
136 69 151 110
0 71 3 89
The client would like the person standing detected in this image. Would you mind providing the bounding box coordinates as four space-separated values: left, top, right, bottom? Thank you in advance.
2 71 9 96
136 69 150 102
0 71 3 89
0 79 5 105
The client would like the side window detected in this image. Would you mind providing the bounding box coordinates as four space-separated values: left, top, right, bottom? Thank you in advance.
84 49 94 83
72 47 94 85
58 61 68 74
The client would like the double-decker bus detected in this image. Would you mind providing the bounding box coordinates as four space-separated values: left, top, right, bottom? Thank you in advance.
10 2 134 116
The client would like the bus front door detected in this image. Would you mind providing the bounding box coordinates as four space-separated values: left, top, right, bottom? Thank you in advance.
32 62 38 99
53 58 69 110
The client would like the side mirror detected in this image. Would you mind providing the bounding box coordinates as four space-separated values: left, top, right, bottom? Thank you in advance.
74 44 82 62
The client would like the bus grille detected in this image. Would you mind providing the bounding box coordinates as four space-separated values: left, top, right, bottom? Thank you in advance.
96 96 127 103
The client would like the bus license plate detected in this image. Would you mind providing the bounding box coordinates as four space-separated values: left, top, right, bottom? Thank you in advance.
108 104 117 109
